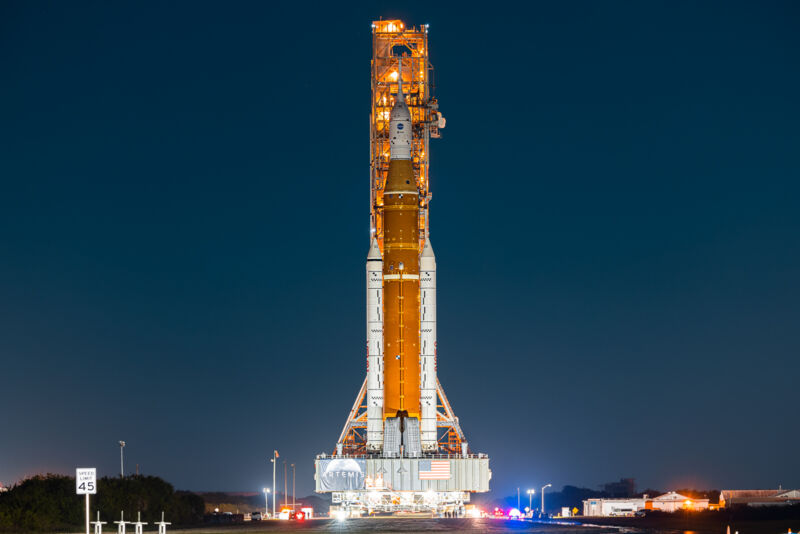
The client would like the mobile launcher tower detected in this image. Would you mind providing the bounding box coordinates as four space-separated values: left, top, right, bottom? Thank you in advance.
314 20 491 515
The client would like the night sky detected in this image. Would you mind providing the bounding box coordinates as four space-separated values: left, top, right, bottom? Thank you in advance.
2 1 799 498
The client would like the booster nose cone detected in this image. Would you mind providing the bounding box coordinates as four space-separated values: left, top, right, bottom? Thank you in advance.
367 237 382 261
420 236 436 270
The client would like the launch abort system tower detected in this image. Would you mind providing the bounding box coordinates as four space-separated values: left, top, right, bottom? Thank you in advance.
313 20 491 515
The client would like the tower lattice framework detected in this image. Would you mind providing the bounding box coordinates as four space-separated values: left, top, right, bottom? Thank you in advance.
370 20 441 253
337 20 462 456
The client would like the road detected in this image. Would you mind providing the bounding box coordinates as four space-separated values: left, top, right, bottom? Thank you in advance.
183 518 618 533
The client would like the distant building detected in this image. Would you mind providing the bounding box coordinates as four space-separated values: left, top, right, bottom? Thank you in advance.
583 492 711 516
583 498 645 517
603 478 636 498
720 489 800 507
648 491 709 512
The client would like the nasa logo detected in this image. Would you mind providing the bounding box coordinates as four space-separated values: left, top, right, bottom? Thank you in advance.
397 123 404 130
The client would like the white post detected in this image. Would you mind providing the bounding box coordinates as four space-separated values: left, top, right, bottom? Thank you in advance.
119 441 126 478
155 512 170 534
541 484 551 516
85 494 90 534
91 511 107 534
133 512 147 534
115 511 130 534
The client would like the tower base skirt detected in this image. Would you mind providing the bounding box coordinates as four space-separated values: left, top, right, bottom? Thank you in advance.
315 455 490 511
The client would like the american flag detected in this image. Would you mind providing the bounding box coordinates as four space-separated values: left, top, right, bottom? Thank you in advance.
419 460 450 480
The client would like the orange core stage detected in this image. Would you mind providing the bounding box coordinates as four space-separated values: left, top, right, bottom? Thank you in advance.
382 159 420 418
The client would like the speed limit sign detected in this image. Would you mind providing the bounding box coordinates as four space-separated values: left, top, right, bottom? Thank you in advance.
75 468 96 495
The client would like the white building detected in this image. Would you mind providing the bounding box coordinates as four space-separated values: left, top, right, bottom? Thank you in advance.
583 498 645 517
583 492 714 516
651 491 709 512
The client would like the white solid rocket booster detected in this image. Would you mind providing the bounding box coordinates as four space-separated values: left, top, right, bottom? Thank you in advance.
419 236 437 451
366 237 384 450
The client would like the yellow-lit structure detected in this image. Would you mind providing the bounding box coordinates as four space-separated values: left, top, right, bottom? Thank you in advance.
336 19 461 456
315 20 490 515
370 20 441 253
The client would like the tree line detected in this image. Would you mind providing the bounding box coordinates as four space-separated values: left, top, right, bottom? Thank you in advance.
0 474 204 532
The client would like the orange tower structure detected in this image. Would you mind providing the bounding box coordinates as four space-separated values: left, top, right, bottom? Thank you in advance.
333 19 468 457
315 21 490 514
369 20 442 253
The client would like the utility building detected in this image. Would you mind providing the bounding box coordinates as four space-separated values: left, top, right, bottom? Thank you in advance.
649 492 709 512
583 493 712 516
720 489 800 507
583 498 646 517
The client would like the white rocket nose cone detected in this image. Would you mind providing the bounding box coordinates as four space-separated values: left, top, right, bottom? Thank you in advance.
367 237 382 260
420 237 436 269
421 238 434 257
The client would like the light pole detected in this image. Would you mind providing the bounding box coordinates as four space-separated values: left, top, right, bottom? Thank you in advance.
119 441 126 478
291 464 295 510
271 451 278 519
283 461 287 508
517 487 520 510
541 484 552 517
262 488 270 517
527 489 535 516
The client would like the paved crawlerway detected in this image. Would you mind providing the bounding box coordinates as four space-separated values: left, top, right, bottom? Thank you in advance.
169 517 622 534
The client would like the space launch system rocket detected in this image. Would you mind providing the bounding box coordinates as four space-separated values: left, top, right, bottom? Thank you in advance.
316 21 489 512
365 61 432 454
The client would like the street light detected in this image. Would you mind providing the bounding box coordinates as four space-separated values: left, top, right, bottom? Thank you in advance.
119 441 126 478
291 464 295 510
262 488 270 517
527 489 535 516
270 451 278 519
541 484 552 517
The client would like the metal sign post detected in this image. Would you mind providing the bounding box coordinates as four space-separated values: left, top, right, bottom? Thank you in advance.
76 468 97 534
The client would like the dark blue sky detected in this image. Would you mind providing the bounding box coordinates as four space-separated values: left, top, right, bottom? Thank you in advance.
1 1 798 498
